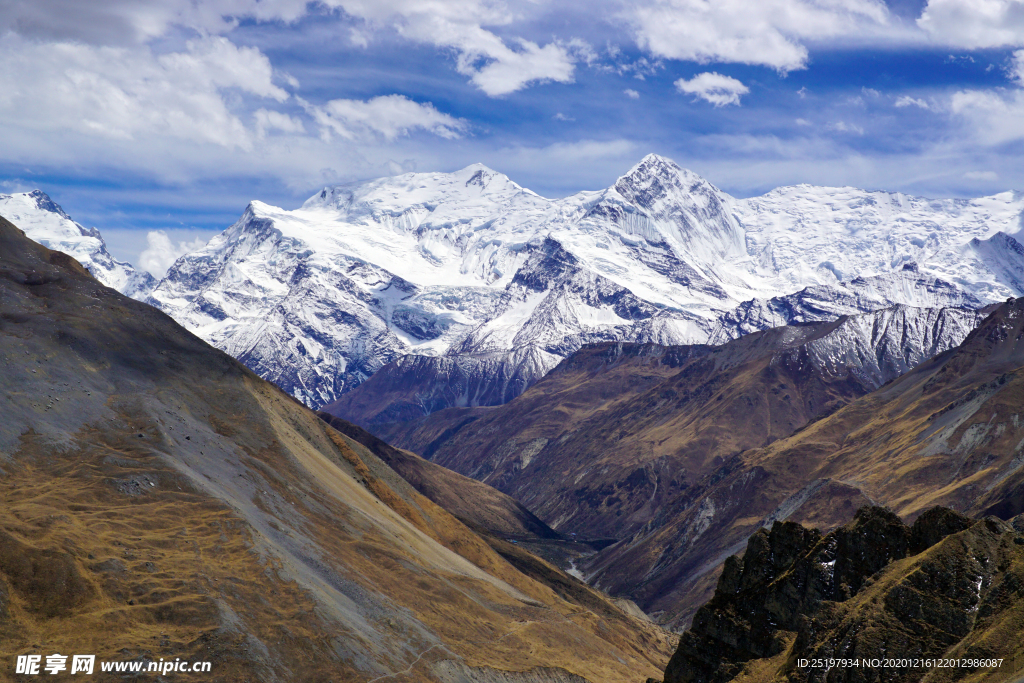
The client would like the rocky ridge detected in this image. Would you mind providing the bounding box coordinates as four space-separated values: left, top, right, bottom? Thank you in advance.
661 506 1024 683
0 214 674 682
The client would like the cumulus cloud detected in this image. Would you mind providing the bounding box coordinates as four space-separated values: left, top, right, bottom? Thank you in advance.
308 95 468 141
895 95 931 109
455 38 576 96
326 1 581 96
138 230 208 277
675 72 750 106
0 0 580 97
624 88 640 99
0 35 287 150
1012 49 1024 84
918 0 1024 49
950 88 1024 145
628 0 890 72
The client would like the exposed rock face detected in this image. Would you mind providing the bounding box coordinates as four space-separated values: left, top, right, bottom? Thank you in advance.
662 507 1023 683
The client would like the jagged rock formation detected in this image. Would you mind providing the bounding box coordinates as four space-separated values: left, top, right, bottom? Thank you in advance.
0 190 155 297
146 155 1023 410
662 507 1024 683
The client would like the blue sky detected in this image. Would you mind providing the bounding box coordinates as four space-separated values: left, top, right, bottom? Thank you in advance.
1 0 1024 275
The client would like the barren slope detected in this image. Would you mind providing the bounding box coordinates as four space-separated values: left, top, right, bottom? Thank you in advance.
0 216 674 682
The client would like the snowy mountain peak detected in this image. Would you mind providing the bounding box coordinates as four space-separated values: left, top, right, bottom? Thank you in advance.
0 190 156 298
300 163 532 216
602 153 745 262
25 189 74 221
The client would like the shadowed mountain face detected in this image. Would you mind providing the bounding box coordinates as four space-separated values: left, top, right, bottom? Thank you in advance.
0 216 674 682
587 299 1024 630
662 507 1024 683
343 306 983 542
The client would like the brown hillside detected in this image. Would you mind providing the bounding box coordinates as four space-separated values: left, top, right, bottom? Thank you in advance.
0 216 674 682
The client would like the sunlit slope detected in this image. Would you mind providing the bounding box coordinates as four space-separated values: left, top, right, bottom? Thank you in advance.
0 217 672 682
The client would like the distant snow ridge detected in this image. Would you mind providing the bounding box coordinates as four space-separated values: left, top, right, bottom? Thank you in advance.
148 155 1024 409
0 190 156 298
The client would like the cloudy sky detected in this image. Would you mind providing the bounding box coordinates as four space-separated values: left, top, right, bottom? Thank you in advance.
2 0 1024 275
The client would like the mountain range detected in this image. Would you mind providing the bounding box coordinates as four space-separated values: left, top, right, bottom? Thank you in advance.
6 155 1021 415
0 190 155 298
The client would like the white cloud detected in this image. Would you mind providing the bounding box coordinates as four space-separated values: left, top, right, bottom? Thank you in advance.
255 109 305 137
675 72 750 106
554 112 575 121
456 38 576 96
918 0 1024 49
330 1 579 96
963 170 999 180
628 0 890 72
308 95 467 141
0 0 579 97
950 88 1024 145
828 121 865 135
0 34 287 150
795 118 812 126
138 229 208 277
624 88 640 99
895 95 931 109
0 0 312 45
1012 49 1024 84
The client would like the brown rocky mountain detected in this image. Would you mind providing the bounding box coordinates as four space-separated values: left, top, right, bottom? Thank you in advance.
332 306 982 542
0 216 674 682
587 298 1024 630
660 506 1024 683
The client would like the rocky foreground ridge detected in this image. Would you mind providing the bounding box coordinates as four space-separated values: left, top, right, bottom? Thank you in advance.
659 506 1024 683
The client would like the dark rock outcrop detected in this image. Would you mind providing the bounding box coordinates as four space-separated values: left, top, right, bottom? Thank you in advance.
661 506 1016 683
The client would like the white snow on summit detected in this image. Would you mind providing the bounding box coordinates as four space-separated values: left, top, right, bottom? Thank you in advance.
147 154 1024 408
0 190 156 298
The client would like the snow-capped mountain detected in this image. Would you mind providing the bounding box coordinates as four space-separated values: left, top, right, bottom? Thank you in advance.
149 154 1024 409
0 190 156 297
